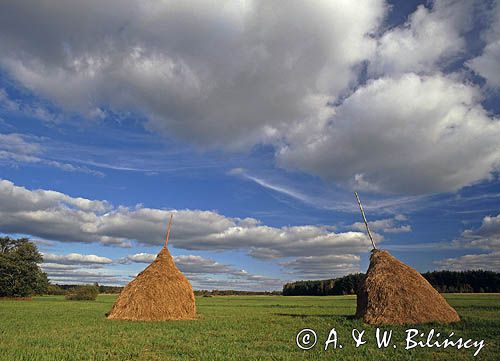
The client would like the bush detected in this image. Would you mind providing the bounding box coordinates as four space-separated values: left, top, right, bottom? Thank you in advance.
65 285 99 301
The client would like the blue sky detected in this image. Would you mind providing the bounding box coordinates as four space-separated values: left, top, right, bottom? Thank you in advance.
0 0 499 290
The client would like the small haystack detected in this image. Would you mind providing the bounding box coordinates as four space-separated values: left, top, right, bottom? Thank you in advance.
107 216 196 321
355 249 460 325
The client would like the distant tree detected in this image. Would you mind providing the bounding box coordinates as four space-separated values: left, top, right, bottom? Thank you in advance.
283 270 500 296
0 237 48 297
46 284 66 295
65 285 99 300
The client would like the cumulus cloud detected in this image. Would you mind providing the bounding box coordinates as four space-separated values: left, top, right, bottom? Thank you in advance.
434 251 500 271
467 1 500 88
176 255 236 274
41 263 79 271
457 214 500 250
174 254 280 290
384 225 412 234
44 269 129 285
350 216 411 234
119 253 156 264
0 1 499 195
468 41 500 88
0 0 385 149
42 252 112 264
281 254 360 279
0 179 374 258
370 0 473 75
55 252 283 290
278 73 500 194
187 274 283 291
434 214 500 272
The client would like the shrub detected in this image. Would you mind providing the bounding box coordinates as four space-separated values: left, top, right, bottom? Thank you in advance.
65 285 99 301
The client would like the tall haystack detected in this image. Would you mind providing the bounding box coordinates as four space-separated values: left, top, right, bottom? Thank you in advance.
107 216 196 321
355 249 460 325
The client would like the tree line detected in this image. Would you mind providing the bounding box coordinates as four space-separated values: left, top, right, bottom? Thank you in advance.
194 289 282 296
283 273 365 296
282 270 500 296
424 270 499 293
47 283 124 295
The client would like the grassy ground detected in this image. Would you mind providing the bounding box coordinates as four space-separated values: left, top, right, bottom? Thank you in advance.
0 294 498 360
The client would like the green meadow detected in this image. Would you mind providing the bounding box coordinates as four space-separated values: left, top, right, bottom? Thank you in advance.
0 294 498 360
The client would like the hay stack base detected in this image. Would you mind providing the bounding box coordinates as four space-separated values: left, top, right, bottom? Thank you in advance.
356 249 460 325
107 246 196 321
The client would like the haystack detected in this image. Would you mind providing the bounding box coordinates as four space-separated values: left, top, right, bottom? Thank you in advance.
355 249 460 325
107 216 196 321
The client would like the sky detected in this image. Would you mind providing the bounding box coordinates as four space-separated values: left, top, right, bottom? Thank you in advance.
0 0 499 290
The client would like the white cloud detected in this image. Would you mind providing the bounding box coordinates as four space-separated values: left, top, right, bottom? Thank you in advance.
59 252 284 290
468 41 500 89
228 168 315 205
42 252 112 264
0 0 385 149
0 0 500 194
370 0 473 75
175 255 234 274
0 131 103 176
0 1 498 196
41 263 79 271
467 1 500 88
394 214 407 221
0 88 61 123
387 213 500 252
120 253 156 264
457 214 500 250
0 132 40 154
278 73 500 194
350 216 412 234
173 254 280 288
434 251 500 271
175 254 284 290
0 179 374 258
384 225 412 234
281 254 360 279
44 269 129 285
187 274 283 291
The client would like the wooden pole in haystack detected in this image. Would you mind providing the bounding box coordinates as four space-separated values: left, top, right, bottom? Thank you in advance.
106 211 197 321
354 192 377 250
165 214 173 247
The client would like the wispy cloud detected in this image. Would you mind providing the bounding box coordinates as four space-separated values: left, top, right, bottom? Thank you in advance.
0 132 104 176
228 167 432 215
0 88 61 123
228 168 317 205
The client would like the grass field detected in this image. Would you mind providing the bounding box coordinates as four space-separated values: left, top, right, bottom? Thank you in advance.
0 294 498 360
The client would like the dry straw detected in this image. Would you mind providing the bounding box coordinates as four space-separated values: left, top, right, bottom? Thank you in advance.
356 249 460 325
107 215 196 321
